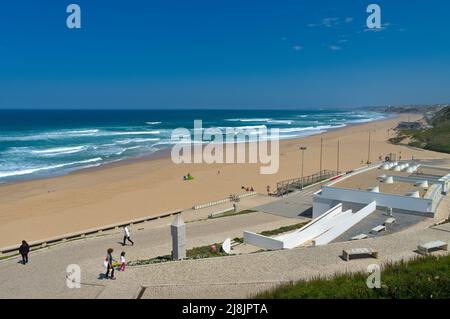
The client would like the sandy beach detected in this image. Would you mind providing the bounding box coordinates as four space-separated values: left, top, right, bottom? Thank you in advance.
0 113 448 248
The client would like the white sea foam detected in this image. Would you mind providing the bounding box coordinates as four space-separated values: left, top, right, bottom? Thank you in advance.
31 146 87 156
146 121 162 125
105 131 160 136
0 129 160 142
114 138 160 145
225 118 271 122
0 157 103 178
267 120 293 125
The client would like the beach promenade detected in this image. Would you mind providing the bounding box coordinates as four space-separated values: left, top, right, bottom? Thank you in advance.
0 180 449 299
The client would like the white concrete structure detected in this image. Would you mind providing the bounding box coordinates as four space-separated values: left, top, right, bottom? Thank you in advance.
171 215 186 260
312 162 449 218
313 202 377 246
406 190 420 198
244 202 376 250
415 180 429 188
222 238 232 254
314 186 433 216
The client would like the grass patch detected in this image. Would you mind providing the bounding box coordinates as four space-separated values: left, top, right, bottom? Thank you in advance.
128 243 229 266
209 209 257 219
259 222 308 237
128 222 308 266
254 255 450 299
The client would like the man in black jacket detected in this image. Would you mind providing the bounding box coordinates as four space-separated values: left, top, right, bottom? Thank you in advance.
19 240 30 265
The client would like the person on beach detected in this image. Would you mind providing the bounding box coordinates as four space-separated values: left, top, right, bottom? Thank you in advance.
105 248 116 280
19 240 30 265
123 226 134 246
119 251 126 272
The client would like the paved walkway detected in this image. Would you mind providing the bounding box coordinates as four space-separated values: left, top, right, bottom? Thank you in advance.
255 184 321 218
107 220 450 299
0 196 299 299
1 183 448 299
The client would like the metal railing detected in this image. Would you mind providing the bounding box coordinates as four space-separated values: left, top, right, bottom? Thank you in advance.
276 170 341 196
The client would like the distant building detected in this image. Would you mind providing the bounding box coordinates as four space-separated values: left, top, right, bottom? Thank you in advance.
397 121 422 130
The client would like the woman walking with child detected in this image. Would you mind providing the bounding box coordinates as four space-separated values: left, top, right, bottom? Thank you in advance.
104 248 116 280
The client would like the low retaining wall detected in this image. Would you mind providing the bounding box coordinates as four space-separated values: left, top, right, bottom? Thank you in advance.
0 209 182 256
243 231 284 250
208 207 235 218
193 192 257 210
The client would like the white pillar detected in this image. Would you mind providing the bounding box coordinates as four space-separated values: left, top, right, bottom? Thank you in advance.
171 214 186 260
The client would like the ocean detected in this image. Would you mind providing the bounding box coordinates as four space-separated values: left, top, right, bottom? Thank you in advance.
0 109 386 183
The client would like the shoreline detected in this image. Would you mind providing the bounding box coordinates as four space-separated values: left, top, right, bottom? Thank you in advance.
1 113 449 247
0 113 394 187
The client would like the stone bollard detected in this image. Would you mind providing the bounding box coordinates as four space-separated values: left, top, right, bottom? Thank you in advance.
171 214 186 260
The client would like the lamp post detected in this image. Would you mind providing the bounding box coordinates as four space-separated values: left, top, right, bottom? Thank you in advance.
319 137 323 177
300 146 307 189
337 139 340 173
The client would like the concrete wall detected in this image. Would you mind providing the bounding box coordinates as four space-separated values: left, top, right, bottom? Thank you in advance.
318 186 434 214
243 231 284 250
279 204 348 249
425 184 443 212
325 164 381 187
244 203 345 250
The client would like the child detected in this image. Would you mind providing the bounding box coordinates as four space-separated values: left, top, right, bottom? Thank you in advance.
119 251 126 272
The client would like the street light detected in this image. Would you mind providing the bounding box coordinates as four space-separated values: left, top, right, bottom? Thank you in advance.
300 146 307 189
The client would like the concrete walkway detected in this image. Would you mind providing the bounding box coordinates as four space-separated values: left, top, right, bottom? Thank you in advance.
105 221 450 299
0 197 300 299
1 188 448 299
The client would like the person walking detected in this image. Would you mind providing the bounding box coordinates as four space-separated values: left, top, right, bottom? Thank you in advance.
105 248 116 280
19 240 30 265
123 226 134 246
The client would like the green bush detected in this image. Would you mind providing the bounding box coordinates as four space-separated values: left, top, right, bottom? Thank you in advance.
254 255 450 299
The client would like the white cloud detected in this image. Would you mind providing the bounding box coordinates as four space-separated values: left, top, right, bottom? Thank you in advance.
345 17 354 23
329 45 342 51
363 22 393 33
322 17 339 27
307 17 340 28
293 45 304 51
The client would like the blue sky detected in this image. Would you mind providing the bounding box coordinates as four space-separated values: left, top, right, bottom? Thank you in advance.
0 0 449 109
